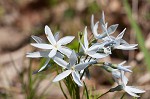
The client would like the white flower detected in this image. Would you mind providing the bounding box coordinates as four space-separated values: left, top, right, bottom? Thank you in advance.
26 28 67 73
103 61 132 72
91 11 118 39
117 61 132 72
121 71 145 97
53 51 95 86
112 69 128 85
103 28 138 50
79 27 108 58
30 25 74 58
30 52 64 73
27 35 50 58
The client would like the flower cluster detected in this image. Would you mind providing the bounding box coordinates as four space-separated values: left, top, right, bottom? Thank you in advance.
27 12 145 97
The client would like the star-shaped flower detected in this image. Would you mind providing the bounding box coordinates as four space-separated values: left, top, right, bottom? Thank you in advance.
102 64 129 84
26 35 64 73
120 71 145 97
117 61 132 72
112 69 128 85
53 51 96 86
91 11 118 39
102 28 138 50
79 27 108 58
103 61 132 73
30 25 74 58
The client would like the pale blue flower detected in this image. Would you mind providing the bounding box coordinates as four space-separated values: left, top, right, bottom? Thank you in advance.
121 71 145 97
103 61 132 72
111 69 128 84
53 51 96 86
102 28 138 50
117 61 132 72
79 27 108 58
30 25 74 58
26 27 69 73
91 11 118 39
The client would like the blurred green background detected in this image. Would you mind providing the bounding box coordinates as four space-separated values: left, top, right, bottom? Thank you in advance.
0 0 150 99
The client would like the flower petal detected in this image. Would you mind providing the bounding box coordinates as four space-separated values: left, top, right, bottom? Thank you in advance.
48 49 57 58
26 51 50 58
31 35 45 43
116 28 126 40
84 26 89 50
79 40 86 52
45 25 56 45
31 43 53 49
115 44 138 50
119 61 126 66
58 46 72 57
38 58 51 72
53 70 72 82
75 62 90 71
112 69 121 84
72 71 83 86
57 36 75 45
53 56 68 68
88 43 104 51
112 70 121 79
91 14 94 31
107 24 119 35
125 88 140 97
126 86 145 94
101 23 107 33
120 39 129 45
69 50 77 66
118 65 132 72
54 32 60 42
115 45 136 50
100 11 105 25
124 87 141 97
118 61 132 73
120 71 128 86
128 44 138 47
126 86 145 93
88 51 108 59
93 22 99 38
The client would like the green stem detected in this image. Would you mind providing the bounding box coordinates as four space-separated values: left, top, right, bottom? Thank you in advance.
75 83 80 99
78 32 82 53
28 60 34 99
96 90 110 99
56 66 68 99
120 92 126 99
83 81 89 99
59 81 68 99
64 75 78 99
82 86 86 99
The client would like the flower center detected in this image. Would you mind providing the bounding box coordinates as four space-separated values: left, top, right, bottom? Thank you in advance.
71 66 75 71
103 47 111 54
53 44 58 50
84 49 88 54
